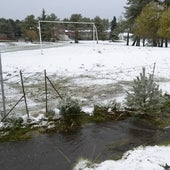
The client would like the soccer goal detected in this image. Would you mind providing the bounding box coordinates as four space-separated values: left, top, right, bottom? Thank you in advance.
38 20 99 54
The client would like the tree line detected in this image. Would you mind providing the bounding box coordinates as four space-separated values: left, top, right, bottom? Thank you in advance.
0 9 116 42
0 1 170 47
125 0 170 47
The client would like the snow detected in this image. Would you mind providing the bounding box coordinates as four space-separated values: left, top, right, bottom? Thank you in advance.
1 41 170 118
82 106 94 114
0 122 4 129
74 145 170 170
3 42 170 106
1 41 170 169
2 41 170 81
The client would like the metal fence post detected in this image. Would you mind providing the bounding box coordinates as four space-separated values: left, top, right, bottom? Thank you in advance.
20 70 29 118
0 52 6 118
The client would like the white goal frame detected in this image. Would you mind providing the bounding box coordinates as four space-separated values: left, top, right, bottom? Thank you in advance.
38 20 99 54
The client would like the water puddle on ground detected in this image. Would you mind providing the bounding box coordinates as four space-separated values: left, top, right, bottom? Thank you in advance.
0 118 169 170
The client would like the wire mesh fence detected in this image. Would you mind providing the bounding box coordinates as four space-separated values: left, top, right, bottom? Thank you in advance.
1 64 170 120
0 70 63 120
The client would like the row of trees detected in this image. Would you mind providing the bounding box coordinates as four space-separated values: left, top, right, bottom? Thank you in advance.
125 0 170 47
0 18 22 39
1 2 169 47
63 13 110 41
0 9 117 42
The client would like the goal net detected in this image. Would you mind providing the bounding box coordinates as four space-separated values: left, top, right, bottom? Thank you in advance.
38 20 98 52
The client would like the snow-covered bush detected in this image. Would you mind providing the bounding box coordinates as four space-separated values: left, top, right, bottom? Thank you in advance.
125 67 163 115
58 97 81 126
108 100 122 112
4 117 24 128
45 110 55 119
93 101 121 116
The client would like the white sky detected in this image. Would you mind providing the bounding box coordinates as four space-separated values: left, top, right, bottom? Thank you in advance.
0 0 127 21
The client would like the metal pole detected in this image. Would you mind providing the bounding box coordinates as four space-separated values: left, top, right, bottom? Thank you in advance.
92 24 95 50
94 25 99 44
127 31 130 46
20 70 29 118
0 52 6 118
1 96 24 122
152 62 156 78
44 70 48 113
38 21 43 55
93 24 95 42
46 76 62 100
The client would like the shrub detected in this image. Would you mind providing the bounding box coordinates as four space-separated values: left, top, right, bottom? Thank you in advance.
93 101 121 116
93 104 108 115
125 67 163 115
4 117 24 127
45 110 55 120
58 97 81 127
108 100 121 112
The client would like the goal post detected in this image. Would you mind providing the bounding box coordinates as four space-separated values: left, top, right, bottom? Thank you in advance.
38 20 99 54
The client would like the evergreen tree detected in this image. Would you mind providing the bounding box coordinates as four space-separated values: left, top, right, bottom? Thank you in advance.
38 9 59 41
38 9 48 41
41 8 46 20
0 18 23 40
22 15 38 42
124 0 154 25
126 67 163 115
110 16 118 41
158 0 170 8
93 16 109 40
0 18 14 37
70 14 83 43
14 19 23 40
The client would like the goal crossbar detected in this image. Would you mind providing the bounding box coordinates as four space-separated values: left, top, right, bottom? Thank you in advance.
38 20 98 54
39 20 95 25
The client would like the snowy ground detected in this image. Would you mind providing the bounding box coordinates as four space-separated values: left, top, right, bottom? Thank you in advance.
74 145 170 170
1 41 170 169
1 41 170 116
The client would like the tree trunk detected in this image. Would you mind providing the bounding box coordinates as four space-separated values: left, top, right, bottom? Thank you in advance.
143 38 145 47
136 37 140 46
132 37 137 46
74 30 79 43
126 32 130 46
132 37 140 46
160 38 164 47
165 39 168 48
153 39 157 47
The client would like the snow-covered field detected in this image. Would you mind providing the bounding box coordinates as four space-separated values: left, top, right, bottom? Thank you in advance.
1 41 170 113
1 41 170 116
1 41 170 169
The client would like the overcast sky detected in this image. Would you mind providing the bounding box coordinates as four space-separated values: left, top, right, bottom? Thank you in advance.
0 0 127 21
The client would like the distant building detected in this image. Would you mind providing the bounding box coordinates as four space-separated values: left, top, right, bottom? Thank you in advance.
119 32 133 41
0 33 16 42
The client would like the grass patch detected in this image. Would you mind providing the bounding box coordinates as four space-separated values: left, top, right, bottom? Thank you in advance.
0 127 35 142
159 140 170 146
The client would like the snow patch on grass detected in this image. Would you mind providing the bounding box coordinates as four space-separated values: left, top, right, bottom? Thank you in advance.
74 145 170 170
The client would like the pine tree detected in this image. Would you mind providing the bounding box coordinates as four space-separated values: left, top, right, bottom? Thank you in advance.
22 15 38 42
110 16 118 41
124 0 153 25
126 67 163 115
69 14 83 43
